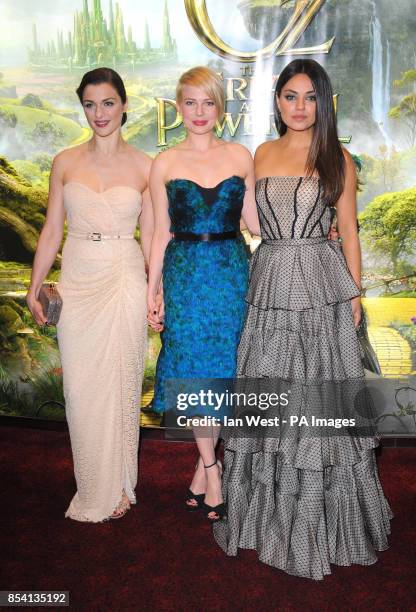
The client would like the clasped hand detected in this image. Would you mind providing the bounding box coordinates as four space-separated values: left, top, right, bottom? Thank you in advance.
147 293 164 332
145 226 361 332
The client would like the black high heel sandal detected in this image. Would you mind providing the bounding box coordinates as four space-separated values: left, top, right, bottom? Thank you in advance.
202 461 226 522
185 458 206 511
185 490 205 512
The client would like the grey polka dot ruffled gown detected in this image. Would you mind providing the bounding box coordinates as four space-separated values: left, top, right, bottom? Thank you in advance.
213 176 393 580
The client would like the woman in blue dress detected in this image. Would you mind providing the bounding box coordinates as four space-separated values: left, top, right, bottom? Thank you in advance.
147 66 260 521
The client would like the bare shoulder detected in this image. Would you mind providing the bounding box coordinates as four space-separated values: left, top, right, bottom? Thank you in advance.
53 143 83 164
149 147 173 178
52 144 84 178
223 143 253 176
224 141 252 160
254 139 277 161
126 144 153 174
125 143 152 165
153 147 174 166
342 147 358 184
342 147 355 169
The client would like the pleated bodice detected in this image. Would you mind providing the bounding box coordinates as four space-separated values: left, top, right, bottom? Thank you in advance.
61 182 143 263
63 182 142 235
255 176 330 239
248 176 359 311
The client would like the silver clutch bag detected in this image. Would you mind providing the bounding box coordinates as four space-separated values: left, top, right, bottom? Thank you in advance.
39 283 63 325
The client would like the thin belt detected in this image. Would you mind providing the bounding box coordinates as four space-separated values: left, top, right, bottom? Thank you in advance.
67 231 135 241
173 231 238 242
262 236 328 247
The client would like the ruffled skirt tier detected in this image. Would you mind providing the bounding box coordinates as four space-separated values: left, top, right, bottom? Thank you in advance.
214 238 392 579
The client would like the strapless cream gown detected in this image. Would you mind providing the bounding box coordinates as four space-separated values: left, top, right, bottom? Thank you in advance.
57 183 147 522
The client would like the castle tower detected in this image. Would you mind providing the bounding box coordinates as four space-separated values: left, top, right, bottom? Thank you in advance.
57 30 64 57
162 0 174 53
107 0 116 51
93 0 106 41
74 11 85 65
128 25 134 52
81 0 90 50
83 0 89 22
144 18 151 51
108 0 115 38
82 0 90 35
68 31 73 59
115 3 126 55
32 24 39 54
94 0 103 21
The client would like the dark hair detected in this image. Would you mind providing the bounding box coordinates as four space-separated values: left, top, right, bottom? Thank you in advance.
274 59 345 205
76 67 127 126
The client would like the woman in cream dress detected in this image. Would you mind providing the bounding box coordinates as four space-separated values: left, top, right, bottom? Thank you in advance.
26 68 152 522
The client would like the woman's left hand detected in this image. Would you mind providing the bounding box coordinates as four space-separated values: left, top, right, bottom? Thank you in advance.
351 296 362 328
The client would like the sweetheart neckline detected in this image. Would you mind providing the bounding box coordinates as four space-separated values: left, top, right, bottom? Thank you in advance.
63 181 141 196
165 175 245 190
256 175 320 182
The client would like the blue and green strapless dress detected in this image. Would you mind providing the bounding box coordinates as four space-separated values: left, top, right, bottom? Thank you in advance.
152 175 248 416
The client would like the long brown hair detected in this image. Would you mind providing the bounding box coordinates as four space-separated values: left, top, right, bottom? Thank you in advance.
274 59 345 205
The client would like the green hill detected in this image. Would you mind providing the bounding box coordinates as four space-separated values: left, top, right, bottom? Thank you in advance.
0 156 47 261
0 96 80 123
0 103 83 145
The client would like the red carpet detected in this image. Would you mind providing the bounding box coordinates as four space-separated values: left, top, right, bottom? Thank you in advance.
1 426 415 612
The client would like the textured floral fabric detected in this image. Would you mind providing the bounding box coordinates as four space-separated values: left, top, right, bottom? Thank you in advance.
152 176 248 415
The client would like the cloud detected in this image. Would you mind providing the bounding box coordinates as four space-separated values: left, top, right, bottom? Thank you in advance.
2 0 73 20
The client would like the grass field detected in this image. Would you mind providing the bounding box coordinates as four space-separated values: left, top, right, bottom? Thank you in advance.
0 103 83 143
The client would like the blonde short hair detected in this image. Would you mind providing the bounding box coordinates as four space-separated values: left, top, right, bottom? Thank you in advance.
176 66 225 122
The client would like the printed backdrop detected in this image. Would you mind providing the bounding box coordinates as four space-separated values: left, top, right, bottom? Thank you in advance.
0 0 415 433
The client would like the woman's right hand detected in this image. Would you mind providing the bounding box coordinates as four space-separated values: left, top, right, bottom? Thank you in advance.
26 289 48 326
147 293 164 332
25 153 66 327
328 224 340 242
155 293 164 324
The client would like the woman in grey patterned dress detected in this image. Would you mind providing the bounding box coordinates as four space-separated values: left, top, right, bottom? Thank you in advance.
213 59 392 580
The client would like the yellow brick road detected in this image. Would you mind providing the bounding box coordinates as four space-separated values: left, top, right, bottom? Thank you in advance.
363 297 415 378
